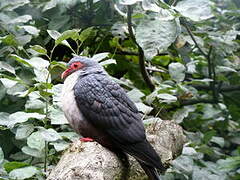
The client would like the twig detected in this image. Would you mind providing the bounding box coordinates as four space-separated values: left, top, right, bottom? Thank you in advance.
183 20 218 103
127 6 155 91
192 84 240 92
179 98 216 106
183 22 208 58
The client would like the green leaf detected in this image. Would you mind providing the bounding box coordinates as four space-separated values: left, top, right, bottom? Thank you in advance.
25 98 45 110
4 161 28 173
55 29 80 45
9 15 32 24
29 57 49 70
127 88 145 102
99 59 116 66
21 146 43 158
15 124 34 140
92 53 109 62
78 27 96 42
58 132 79 141
0 78 17 88
119 0 141 5
182 147 198 156
30 45 47 55
0 112 10 126
135 102 153 114
210 136 225 148
0 147 4 164
218 156 240 171
9 54 32 67
8 112 45 128
27 131 45 150
216 66 237 73
203 130 216 144
169 62 186 82
9 166 38 180
136 18 180 59
47 30 71 48
172 155 194 174
19 25 40 36
175 0 214 21
50 106 68 125
0 35 18 46
0 61 15 74
50 140 69 152
34 68 50 83
40 128 62 142
172 106 196 123
42 0 57 11
157 93 177 102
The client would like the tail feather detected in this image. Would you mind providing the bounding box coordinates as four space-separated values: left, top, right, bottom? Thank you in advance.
138 161 161 180
120 140 164 170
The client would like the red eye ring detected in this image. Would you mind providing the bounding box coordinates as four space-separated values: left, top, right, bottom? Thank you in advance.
71 62 83 69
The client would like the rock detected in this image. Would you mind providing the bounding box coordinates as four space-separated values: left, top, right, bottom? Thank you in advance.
47 120 186 180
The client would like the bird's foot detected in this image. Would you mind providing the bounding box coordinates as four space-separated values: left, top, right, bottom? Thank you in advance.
80 137 94 142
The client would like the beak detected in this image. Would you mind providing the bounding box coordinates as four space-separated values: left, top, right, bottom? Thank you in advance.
61 69 71 80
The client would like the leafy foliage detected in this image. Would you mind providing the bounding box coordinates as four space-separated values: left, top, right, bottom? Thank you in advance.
0 0 239 179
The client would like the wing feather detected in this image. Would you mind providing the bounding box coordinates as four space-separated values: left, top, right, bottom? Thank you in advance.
74 74 145 144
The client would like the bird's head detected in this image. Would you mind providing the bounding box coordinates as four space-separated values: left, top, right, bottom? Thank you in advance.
61 56 100 79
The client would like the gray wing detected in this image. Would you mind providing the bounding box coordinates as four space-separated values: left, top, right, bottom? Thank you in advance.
73 73 146 145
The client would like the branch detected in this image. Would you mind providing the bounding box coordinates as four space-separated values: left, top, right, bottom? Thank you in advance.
179 98 216 107
193 84 240 92
182 22 208 58
127 6 155 91
47 121 186 180
182 20 219 103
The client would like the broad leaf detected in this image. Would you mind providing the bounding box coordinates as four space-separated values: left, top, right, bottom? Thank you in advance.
27 131 45 150
8 112 45 128
47 30 71 48
50 106 68 125
175 0 214 21
9 15 32 24
0 61 15 74
127 88 145 102
50 141 69 152
157 93 177 102
19 25 40 36
15 124 35 140
30 45 47 55
40 128 62 142
92 53 109 62
136 18 180 59
4 161 28 173
21 146 43 158
55 29 80 45
0 112 10 126
169 62 186 82
135 102 153 114
9 54 32 67
119 0 141 5
9 166 38 180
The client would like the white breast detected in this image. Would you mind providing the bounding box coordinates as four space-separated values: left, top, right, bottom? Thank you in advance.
61 71 85 134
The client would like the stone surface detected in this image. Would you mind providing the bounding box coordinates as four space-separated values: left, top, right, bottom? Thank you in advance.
47 120 186 180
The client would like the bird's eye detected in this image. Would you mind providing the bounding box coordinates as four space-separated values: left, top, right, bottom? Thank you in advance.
73 64 78 68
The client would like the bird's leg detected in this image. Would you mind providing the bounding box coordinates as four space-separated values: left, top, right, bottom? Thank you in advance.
80 137 94 142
